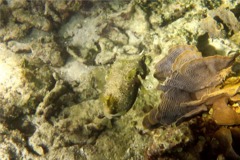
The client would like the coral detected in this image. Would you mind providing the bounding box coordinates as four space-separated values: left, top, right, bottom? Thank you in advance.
60 14 103 65
7 41 31 53
10 0 82 31
201 6 240 38
29 99 109 157
154 45 199 80
161 55 236 92
212 127 240 159
209 6 240 33
212 96 240 125
0 22 31 41
45 0 82 22
143 45 239 128
182 76 240 125
31 36 67 67
138 0 194 28
0 123 38 159
0 0 240 159
200 16 222 38
147 123 193 158
35 80 68 121
95 38 117 65
230 31 240 46
0 44 55 122
0 0 82 42
100 25 129 45
203 0 222 9
6 35 68 67
12 9 52 32
0 3 8 28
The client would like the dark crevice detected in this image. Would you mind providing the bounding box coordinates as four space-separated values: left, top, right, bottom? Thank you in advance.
196 33 219 56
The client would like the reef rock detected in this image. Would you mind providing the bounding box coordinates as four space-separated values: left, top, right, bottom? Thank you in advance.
147 123 193 158
201 6 240 38
212 127 240 159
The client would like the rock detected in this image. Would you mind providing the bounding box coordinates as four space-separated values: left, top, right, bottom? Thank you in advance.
213 127 240 159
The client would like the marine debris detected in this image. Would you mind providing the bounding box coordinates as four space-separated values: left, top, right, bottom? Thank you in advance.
143 45 240 128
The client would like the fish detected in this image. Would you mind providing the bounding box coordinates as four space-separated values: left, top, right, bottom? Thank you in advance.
102 55 147 119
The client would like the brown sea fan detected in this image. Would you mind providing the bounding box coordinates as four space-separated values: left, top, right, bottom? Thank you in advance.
143 45 239 128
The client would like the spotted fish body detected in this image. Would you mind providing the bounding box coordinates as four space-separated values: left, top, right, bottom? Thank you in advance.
102 55 146 119
143 45 239 128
